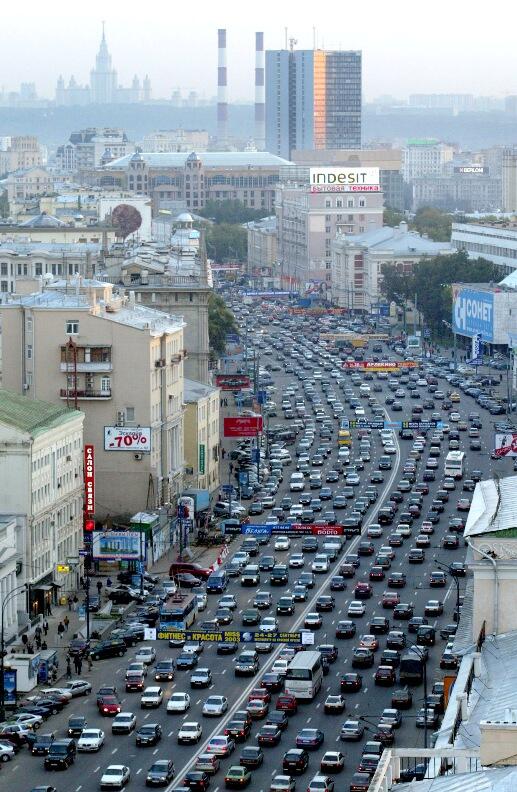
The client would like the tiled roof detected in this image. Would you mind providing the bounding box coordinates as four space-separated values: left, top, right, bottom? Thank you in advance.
0 389 82 436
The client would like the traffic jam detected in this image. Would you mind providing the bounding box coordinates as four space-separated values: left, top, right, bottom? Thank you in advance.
7 297 512 792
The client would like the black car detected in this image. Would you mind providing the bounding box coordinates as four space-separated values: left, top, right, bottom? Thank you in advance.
336 620 356 639
261 673 284 693
270 565 288 585
316 595 335 612
217 642 239 655
155 660 175 681
136 724 162 746
146 759 175 786
90 639 127 660
68 716 87 737
175 573 203 588
44 739 76 770
31 733 55 755
283 748 309 774
340 672 362 692
239 745 264 769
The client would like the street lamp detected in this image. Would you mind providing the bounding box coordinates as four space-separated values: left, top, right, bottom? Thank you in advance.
410 644 429 749
435 559 461 621
0 583 28 722
442 319 457 372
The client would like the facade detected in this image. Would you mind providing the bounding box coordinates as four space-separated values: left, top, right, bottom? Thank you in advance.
184 378 220 494
0 389 84 620
411 173 502 212
266 48 362 159
0 241 102 295
276 168 384 290
452 222 517 275
502 148 517 211
56 128 133 172
292 148 405 210
0 136 43 175
451 280 517 346
0 516 19 643
0 280 186 517
246 216 278 286
402 138 454 181
0 216 117 247
95 150 290 214
331 222 453 312
408 93 475 111
5 167 53 202
140 130 210 153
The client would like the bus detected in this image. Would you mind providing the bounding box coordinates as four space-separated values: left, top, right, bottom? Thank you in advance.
399 649 424 685
406 335 422 356
159 592 198 631
284 650 323 700
445 450 466 479
338 420 352 447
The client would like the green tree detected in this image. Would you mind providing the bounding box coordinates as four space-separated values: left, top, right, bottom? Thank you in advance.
413 206 452 241
208 292 238 358
383 207 406 227
205 223 247 263
199 199 265 225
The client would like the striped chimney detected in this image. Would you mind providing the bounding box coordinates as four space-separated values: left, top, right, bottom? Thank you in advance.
255 32 265 150
217 28 228 147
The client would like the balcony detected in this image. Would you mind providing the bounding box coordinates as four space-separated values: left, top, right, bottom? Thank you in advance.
60 362 113 373
60 389 112 400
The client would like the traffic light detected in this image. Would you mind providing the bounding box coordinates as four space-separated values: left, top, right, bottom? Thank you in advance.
84 517 95 532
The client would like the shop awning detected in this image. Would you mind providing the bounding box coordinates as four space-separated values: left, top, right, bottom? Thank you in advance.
32 584 53 591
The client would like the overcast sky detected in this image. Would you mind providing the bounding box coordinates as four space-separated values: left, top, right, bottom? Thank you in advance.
3 0 517 101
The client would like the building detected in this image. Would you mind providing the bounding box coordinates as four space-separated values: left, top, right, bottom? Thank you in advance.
246 216 278 286
4 167 53 203
331 222 453 312
266 48 361 160
408 93 475 112
96 150 290 214
140 130 210 153
0 241 102 295
451 280 517 347
0 136 43 175
56 128 133 172
276 166 384 291
97 195 153 241
0 389 84 620
402 138 454 181
452 222 517 275
411 172 502 212
0 279 185 517
502 148 517 211
292 148 405 210
0 515 19 643
184 378 220 493
0 213 117 247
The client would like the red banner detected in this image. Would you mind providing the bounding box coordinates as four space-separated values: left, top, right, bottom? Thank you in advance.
84 444 95 515
224 416 263 437
343 361 418 370
216 374 251 391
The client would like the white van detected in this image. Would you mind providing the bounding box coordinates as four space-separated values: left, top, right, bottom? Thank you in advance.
290 472 305 492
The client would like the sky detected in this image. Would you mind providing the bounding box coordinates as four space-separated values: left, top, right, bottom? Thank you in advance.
2 0 517 101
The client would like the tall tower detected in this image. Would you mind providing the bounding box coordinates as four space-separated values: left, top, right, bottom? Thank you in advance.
90 22 118 104
143 75 152 102
254 32 265 151
217 28 228 148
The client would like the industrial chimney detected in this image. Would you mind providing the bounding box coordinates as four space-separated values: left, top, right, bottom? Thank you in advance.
217 28 228 148
255 32 265 150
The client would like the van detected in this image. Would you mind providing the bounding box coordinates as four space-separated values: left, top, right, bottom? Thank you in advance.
206 571 228 594
290 472 305 492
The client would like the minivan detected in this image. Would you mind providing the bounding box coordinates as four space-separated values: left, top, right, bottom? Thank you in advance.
206 571 228 594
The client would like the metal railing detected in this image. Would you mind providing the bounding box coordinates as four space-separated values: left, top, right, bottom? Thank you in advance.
369 747 481 792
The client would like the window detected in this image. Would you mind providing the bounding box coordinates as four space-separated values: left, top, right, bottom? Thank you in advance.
27 344 32 359
325 199 332 208
101 377 111 394
359 199 365 207
0 263 7 276
125 407 135 422
347 199 354 208
66 320 79 335
336 199 343 208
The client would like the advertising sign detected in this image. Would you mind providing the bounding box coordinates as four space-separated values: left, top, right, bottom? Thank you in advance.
157 628 306 644
343 361 418 371
309 167 380 193
215 374 251 391
454 166 488 175
84 444 95 515
452 286 494 342
494 433 517 458
104 427 151 452
349 419 443 430
199 444 205 475
91 530 144 561
224 416 263 437
3 669 17 706
243 523 344 537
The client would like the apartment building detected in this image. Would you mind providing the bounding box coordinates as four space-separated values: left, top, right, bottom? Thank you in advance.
0 279 186 517
184 379 220 494
0 136 43 174
402 138 454 181
245 216 279 287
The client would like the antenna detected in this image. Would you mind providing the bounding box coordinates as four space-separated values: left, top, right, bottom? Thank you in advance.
289 37 298 52
313 26 316 50
284 27 288 50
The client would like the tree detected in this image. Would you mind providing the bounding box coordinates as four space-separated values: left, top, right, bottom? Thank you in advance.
205 223 247 263
383 207 406 227
208 292 238 358
111 204 142 239
413 207 452 242
199 199 266 225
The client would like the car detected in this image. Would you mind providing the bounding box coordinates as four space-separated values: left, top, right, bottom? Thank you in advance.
257 723 282 746
277 596 295 615
388 572 406 588
177 721 203 744
176 652 199 669
145 759 175 787
382 591 400 608
195 753 221 775
246 698 269 719
206 734 235 757
111 712 136 735
283 747 309 774
340 672 362 693
304 612 323 629
217 641 239 655
340 719 365 741
140 687 163 708
324 694 346 713
203 695 228 717
348 601 366 617
316 595 335 612
274 536 291 551
135 723 162 746
62 679 92 697
153 660 175 681
30 732 55 756
190 668 212 688
387 630 406 650
167 692 190 713
354 582 372 600
425 599 444 616
270 775 296 792
352 648 374 668
98 696 122 716
77 728 105 752
276 694 298 715
68 715 87 736
90 639 127 661
224 765 252 788
443 534 460 549
100 765 131 790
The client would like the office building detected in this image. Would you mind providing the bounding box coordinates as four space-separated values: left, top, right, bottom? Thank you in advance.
184 378 220 494
246 216 278 287
411 172 502 212
140 130 210 153
402 138 454 181
452 221 517 276
0 241 102 295
266 48 361 159
56 128 133 172
0 136 43 174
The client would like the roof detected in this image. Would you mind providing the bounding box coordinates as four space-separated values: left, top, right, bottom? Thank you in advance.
19 212 66 228
104 151 291 170
395 767 517 792
335 223 454 256
0 389 82 437
0 242 101 255
464 476 517 538
184 378 218 402
499 270 517 288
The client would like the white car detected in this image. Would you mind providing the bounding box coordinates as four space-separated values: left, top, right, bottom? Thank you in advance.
41 687 73 701
126 661 147 676
271 658 289 676
232 551 250 568
177 721 203 744
12 713 43 729
140 686 163 708
259 617 278 632
274 536 291 551
162 581 178 596
218 594 238 610
134 646 156 665
206 734 235 756
62 680 92 697
167 692 190 713
312 554 329 573
100 764 131 790
0 741 15 761
384 444 397 455
111 712 136 735
308 776 335 792
183 641 204 655
271 775 297 791
290 505 303 517
348 601 366 617
195 592 207 611
202 695 228 717
289 553 305 568
77 728 105 752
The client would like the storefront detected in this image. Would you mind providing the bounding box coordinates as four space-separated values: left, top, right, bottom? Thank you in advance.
30 578 61 617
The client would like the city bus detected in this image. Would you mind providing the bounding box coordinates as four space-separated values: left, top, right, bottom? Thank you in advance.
338 419 352 447
284 650 323 700
444 451 466 479
406 335 422 356
159 592 198 631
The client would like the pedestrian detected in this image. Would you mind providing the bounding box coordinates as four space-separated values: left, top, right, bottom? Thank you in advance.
46 601 52 616
96 580 102 596
64 615 70 632
87 655 93 672
221 447 226 460
72 595 78 612
21 634 28 653
43 619 49 636
77 657 83 675
67 594 73 611
66 657 72 679
106 577 112 587
79 576 85 589
35 635 42 651
57 621 65 640
41 640 48 651
500 373 503 384
27 641 34 654
73 655 80 674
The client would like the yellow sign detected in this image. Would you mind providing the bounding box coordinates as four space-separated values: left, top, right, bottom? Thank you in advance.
56 564 70 573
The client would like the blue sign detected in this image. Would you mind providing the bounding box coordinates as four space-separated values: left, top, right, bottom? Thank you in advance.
453 287 494 342
350 419 442 430
3 669 16 705
257 390 267 405
423 328 431 339
238 471 249 486
222 484 236 494
226 333 240 344
242 525 272 535
251 448 260 463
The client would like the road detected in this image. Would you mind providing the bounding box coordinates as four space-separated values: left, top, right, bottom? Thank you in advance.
8 307 511 792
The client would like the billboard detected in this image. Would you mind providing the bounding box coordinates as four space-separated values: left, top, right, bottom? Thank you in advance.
104 427 151 452
91 530 144 560
215 374 251 391
157 628 310 644
494 433 517 458
243 523 344 537
84 445 95 515
3 669 17 706
343 360 418 370
224 416 263 437
309 167 380 193
454 166 488 175
452 286 494 342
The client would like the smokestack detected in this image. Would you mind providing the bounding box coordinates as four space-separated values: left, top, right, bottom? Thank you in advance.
217 28 228 148
255 32 265 151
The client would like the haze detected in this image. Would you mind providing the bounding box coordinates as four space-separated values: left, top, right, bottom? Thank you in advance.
2 0 517 100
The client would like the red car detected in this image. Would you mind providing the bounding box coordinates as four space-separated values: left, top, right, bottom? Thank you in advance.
276 694 298 715
168 562 212 580
369 566 385 581
97 695 121 716
354 582 373 599
382 591 400 608
375 665 396 686
248 688 271 703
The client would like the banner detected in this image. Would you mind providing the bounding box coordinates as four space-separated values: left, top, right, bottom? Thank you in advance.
3 669 16 705
343 361 418 370
224 416 263 437
104 427 151 452
349 419 442 430
84 444 95 515
157 628 306 644
91 530 144 560
494 433 517 458
216 374 251 391
452 286 494 342
199 444 205 475
243 523 344 536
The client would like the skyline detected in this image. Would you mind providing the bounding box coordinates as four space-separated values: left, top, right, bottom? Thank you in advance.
2 0 517 102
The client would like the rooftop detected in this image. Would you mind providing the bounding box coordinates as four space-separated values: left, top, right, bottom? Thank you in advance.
184 378 218 402
335 222 454 255
0 241 101 255
104 151 291 170
19 212 65 229
395 767 517 792
0 388 82 436
464 475 517 538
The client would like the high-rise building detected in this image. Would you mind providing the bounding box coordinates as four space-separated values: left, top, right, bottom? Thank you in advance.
266 48 362 160
90 22 118 104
